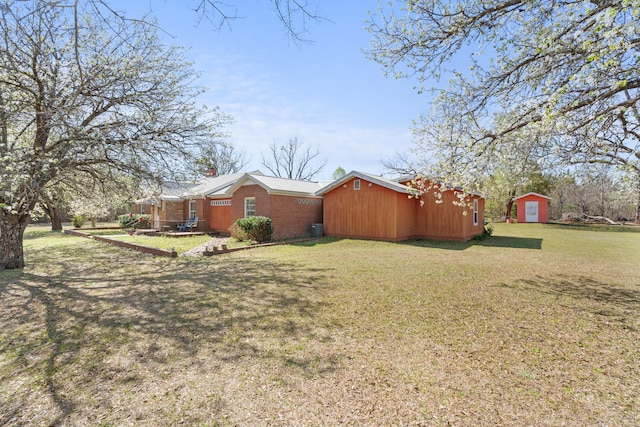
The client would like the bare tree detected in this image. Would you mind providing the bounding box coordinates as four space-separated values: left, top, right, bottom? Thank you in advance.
191 0 325 43
195 142 249 176
261 137 326 181
381 152 419 177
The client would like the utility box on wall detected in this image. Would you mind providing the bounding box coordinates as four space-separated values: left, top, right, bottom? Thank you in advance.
513 193 552 223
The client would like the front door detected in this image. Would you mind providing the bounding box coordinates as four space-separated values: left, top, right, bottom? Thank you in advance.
525 201 539 222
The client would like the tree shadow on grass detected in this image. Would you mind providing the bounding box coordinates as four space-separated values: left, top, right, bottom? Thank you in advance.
398 235 543 250
0 240 335 425
499 274 640 328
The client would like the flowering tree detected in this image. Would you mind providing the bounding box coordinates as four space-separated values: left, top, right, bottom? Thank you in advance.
67 172 138 228
367 0 640 222
0 1 229 270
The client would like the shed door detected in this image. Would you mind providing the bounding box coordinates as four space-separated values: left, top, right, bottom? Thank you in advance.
525 201 539 222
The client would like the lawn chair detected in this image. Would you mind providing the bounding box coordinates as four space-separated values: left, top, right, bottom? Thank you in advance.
177 217 198 232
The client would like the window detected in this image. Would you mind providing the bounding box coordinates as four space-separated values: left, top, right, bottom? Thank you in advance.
189 200 197 219
210 200 231 206
244 197 256 217
473 199 479 226
354 179 361 190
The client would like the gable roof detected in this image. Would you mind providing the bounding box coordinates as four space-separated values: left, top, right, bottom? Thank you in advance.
315 171 411 196
136 181 198 205
225 173 324 197
513 192 552 201
184 171 248 199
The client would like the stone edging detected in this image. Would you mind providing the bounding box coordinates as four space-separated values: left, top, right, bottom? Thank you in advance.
202 238 321 256
64 229 177 258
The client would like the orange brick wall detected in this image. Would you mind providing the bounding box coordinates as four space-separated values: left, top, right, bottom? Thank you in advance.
231 185 271 219
152 200 184 230
269 194 323 239
228 184 322 240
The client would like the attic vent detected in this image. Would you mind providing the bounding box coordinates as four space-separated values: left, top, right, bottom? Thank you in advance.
298 198 322 206
354 179 361 190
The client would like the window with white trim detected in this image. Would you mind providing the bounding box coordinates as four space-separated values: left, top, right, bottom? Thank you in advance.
354 179 361 190
189 200 197 219
210 199 231 206
473 199 479 226
244 197 256 217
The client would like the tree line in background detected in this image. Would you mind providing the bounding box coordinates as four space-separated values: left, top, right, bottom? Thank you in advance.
483 164 637 222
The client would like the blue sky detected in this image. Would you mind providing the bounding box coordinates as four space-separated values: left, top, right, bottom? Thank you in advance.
123 1 430 180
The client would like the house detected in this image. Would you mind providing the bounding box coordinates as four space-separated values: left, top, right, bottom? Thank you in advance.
513 192 552 223
137 170 485 242
316 171 485 242
136 181 200 230
138 171 324 240
220 174 324 239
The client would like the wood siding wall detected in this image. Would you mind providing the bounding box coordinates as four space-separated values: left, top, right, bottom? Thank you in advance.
323 178 406 241
209 201 233 233
413 191 483 241
323 178 485 242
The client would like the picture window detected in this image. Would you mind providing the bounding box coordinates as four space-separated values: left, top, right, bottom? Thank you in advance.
244 197 256 217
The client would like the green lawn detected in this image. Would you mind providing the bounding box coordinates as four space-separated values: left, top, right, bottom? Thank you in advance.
107 233 215 254
1 223 638 425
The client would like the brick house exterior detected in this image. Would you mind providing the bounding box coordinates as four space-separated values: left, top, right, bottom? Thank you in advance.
223 175 323 240
137 172 323 239
137 170 484 242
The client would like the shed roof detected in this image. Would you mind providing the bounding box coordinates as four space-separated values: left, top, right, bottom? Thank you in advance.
513 192 552 201
316 171 411 196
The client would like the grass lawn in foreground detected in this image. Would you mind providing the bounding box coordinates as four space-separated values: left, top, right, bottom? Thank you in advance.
1 223 638 425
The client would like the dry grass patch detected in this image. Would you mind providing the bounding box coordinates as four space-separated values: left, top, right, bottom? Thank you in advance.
0 223 638 425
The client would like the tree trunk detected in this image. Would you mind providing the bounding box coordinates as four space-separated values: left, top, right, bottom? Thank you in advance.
636 180 640 224
47 204 63 231
0 210 30 271
504 189 516 221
